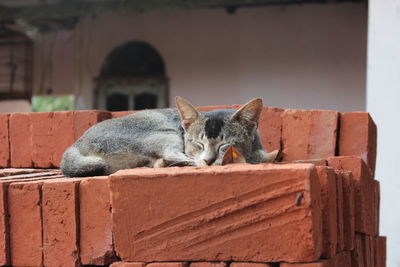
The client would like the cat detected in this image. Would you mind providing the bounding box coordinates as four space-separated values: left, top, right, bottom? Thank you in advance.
61 97 276 177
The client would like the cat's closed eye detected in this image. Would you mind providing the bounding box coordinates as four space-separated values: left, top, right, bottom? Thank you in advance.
218 144 231 153
191 141 204 151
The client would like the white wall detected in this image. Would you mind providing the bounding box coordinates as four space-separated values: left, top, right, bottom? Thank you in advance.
367 1 400 266
31 3 367 112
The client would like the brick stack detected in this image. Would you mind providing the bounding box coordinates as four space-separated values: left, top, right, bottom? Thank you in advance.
0 107 385 267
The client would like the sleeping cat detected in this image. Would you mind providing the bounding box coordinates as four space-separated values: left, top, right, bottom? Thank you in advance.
61 97 274 177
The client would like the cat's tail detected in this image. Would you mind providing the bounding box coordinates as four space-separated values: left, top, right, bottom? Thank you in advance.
61 146 109 177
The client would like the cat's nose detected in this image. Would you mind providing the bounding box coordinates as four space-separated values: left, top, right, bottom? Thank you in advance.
204 158 216 165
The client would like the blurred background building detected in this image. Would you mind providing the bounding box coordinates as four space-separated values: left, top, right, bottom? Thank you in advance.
0 0 399 266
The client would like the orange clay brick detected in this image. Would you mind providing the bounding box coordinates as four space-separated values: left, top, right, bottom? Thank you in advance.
339 112 377 174
315 166 337 258
9 113 32 168
52 111 75 167
30 112 54 168
0 114 10 168
342 171 355 251
42 179 81 267
110 262 146 267
8 182 42 267
111 111 136 119
80 176 115 265
190 262 227 267
328 156 376 235
374 236 386 267
335 171 345 252
110 164 322 263
230 262 273 267
282 109 338 162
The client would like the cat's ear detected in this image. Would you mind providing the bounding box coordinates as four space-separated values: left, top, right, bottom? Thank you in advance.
231 98 263 131
176 96 201 130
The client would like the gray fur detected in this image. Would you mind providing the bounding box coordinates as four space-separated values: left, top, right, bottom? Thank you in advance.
61 98 268 177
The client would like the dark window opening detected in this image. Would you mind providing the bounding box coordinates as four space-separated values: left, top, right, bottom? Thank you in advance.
134 93 157 110
107 93 128 111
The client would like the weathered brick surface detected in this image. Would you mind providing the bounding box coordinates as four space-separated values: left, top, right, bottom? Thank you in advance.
282 110 338 162
73 110 111 140
52 111 75 167
147 263 189 267
9 113 32 167
42 179 80 267
230 263 272 267
374 236 386 267
8 182 42 267
0 183 9 266
362 235 373 267
31 112 54 168
0 168 54 177
80 176 115 265
0 114 10 168
352 234 364 267
0 172 63 266
341 171 355 251
339 112 377 174
374 180 380 235
293 159 327 166
110 164 322 263
111 111 136 118
328 156 376 235
258 107 283 152
334 171 344 252
110 262 146 267
190 262 227 267
315 166 337 258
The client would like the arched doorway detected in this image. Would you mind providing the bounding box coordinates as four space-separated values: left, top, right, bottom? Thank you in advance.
94 41 168 111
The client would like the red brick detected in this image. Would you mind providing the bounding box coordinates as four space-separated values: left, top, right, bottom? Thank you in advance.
8 182 42 266
147 263 188 267
190 262 227 267
0 168 55 177
328 156 376 235
52 111 75 167
198 105 240 112
42 179 80 267
9 113 32 167
341 171 355 251
334 171 344 252
362 235 373 267
374 236 386 267
281 252 351 267
230 262 272 267
374 180 380 235
110 262 146 267
293 159 327 166
339 112 377 174
73 110 111 140
111 111 136 118
31 112 54 168
351 234 364 267
280 259 331 267
0 183 9 266
258 107 283 152
80 176 115 265
334 251 351 266
0 114 10 168
282 109 338 161
110 164 322 263
0 172 63 266
315 166 337 258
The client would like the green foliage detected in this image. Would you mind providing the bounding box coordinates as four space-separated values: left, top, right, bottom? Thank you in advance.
31 95 75 112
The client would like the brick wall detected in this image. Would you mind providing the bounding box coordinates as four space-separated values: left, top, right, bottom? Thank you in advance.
0 106 385 267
